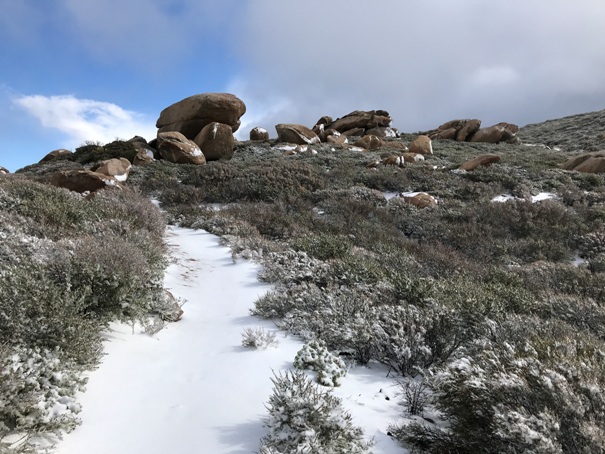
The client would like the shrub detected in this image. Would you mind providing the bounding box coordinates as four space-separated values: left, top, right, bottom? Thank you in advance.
0 345 86 443
72 140 138 164
293 340 346 387
241 327 279 349
259 370 372 454
291 233 351 261
401 316 605 453
372 302 468 377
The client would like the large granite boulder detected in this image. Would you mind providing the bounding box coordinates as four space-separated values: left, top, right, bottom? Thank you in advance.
354 135 384 151
93 158 132 181
471 122 519 144
561 152 605 173
408 135 433 155
275 124 320 145
326 110 392 134
250 127 269 141
51 170 122 193
156 131 206 165
430 119 481 141
0 166 9 174
194 122 235 161
458 154 501 171
156 93 246 139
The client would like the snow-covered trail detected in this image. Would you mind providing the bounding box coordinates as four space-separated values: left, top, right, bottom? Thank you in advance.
55 226 405 454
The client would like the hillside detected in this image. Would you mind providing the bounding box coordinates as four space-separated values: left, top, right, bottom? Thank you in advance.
2 108 605 453
519 108 605 152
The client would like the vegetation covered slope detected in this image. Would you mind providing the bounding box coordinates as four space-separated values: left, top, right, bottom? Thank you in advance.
7 108 605 453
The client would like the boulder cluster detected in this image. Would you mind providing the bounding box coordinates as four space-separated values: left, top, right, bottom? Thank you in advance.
5 91 604 200
427 119 519 144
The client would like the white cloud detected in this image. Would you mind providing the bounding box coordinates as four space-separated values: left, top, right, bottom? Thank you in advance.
14 95 156 148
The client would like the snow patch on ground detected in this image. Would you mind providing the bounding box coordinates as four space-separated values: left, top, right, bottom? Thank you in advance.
492 192 557 203
55 226 407 454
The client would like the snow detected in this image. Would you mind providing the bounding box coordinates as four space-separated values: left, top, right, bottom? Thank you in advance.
55 226 407 454
492 192 557 203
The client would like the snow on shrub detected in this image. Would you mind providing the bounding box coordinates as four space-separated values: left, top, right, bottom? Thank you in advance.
241 327 279 349
259 370 372 454
0 345 86 448
293 340 346 387
401 316 605 453
372 302 466 377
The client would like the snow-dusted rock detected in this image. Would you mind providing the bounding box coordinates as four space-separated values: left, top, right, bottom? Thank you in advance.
194 121 235 161
275 123 320 145
156 131 206 165
93 158 132 182
249 126 269 141
50 170 122 193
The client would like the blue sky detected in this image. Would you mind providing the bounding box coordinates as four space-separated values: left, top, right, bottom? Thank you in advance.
2 0 605 171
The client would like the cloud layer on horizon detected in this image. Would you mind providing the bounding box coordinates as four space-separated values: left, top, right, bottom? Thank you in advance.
14 95 156 148
233 0 605 133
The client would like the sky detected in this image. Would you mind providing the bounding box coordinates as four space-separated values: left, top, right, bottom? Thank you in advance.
51 226 406 454
2 0 605 172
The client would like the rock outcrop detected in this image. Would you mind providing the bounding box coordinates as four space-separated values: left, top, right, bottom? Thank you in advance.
156 131 206 165
50 170 122 193
275 124 320 145
429 119 518 144
354 135 384 151
471 122 519 144
40 149 72 163
324 110 392 136
0 166 9 174
430 119 481 141
561 152 605 173
156 93 246 139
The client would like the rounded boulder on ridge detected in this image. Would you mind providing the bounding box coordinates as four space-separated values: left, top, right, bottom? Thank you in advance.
156 93 246 139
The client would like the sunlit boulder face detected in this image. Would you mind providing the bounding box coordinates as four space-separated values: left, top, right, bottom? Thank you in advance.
0 166 9 174
156 131 206 165
156 93 246 139
93 158 132 182
50 170 123 193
